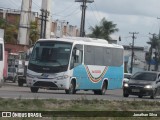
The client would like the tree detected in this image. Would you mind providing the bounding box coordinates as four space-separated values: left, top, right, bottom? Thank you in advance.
88 17 119 41
0 18 18 44
89 25 102 38
146 35 160 71
0 18 6 29
29 20 39 45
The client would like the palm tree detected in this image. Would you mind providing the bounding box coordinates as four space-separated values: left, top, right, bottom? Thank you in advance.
100 18 119 40
147 35 160 71
88 17 119 41
89 25 102 38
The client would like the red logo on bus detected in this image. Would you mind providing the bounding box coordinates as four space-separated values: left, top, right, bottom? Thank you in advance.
92 70 101 74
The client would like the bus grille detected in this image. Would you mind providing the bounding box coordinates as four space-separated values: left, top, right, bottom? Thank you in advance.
33 81 58 88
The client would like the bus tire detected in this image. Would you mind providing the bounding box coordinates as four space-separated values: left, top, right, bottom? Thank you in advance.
30 87 39 93
101 81 107 95
65 80 76 94
95 81 107 95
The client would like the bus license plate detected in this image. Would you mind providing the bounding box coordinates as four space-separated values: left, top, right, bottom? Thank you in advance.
132 89 140 92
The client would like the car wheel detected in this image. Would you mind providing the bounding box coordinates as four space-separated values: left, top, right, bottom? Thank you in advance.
65 80 76 94
123 89 129 97
138 95 143 98
30 87 39 93
150 89 157 99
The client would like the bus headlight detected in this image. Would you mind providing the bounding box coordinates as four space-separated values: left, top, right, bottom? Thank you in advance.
144 85 152 89
27 73 35 78
56 75 69 80
124 83 129 87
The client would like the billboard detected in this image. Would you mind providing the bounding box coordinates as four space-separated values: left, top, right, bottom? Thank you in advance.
75 0 94 3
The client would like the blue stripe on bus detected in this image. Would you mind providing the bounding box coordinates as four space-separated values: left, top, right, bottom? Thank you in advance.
73 65 123 90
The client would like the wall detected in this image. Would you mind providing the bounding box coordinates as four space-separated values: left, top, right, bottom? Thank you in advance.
5 43 29 53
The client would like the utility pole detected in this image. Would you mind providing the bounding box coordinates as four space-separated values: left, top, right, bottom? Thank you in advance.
157 17 160 39
75 0 94 37
40 9 49 39
148 33 156 71
41 0 52 39
40 9 44 39
18 0 32 45
129 32 139 74
80 0 87 37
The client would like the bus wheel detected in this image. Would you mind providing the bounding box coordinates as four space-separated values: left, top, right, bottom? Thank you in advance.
101 82 107 95
30 87 39 93
94 82 107 95
65 80 76 94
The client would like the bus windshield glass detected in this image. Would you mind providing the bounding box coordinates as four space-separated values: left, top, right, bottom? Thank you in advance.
29 41 72 73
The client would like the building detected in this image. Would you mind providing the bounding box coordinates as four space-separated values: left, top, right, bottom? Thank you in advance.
50 20 79 38
0 9 37 44
123 45 147 74
0 9 80 43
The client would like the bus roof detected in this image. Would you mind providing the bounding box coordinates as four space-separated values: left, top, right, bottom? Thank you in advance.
37 37 123 49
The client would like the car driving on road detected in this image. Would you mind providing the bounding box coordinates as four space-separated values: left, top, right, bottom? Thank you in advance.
123 71 160 99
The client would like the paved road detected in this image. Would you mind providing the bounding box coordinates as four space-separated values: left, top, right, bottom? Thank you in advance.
1 81 160 101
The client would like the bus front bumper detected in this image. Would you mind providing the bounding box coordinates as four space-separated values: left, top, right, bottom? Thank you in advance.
26 77 69 90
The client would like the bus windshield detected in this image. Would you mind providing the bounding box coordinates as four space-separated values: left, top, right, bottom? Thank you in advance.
28 41 72 73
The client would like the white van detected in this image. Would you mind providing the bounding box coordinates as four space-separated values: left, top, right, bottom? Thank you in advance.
0 38 4 87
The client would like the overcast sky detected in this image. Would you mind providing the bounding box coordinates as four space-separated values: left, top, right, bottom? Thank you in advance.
1 0 160 47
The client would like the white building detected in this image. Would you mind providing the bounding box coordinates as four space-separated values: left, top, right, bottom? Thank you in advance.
123 45 147 74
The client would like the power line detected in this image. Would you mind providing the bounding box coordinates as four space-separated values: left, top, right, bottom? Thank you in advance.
32 0 41 10
93 2 101 22
52 7 81 19
10 0 20 9
88 5 99 24
52 3 76 15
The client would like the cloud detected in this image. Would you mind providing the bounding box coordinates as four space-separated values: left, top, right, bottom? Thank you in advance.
95 0 160 18
1 0 160 46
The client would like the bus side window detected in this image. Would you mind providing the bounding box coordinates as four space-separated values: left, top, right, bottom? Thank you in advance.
70 45 83 69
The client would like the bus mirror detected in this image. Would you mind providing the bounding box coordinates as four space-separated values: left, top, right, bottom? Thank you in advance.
76 50 80 56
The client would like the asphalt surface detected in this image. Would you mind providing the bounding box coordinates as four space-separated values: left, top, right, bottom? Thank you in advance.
0 81 160 101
